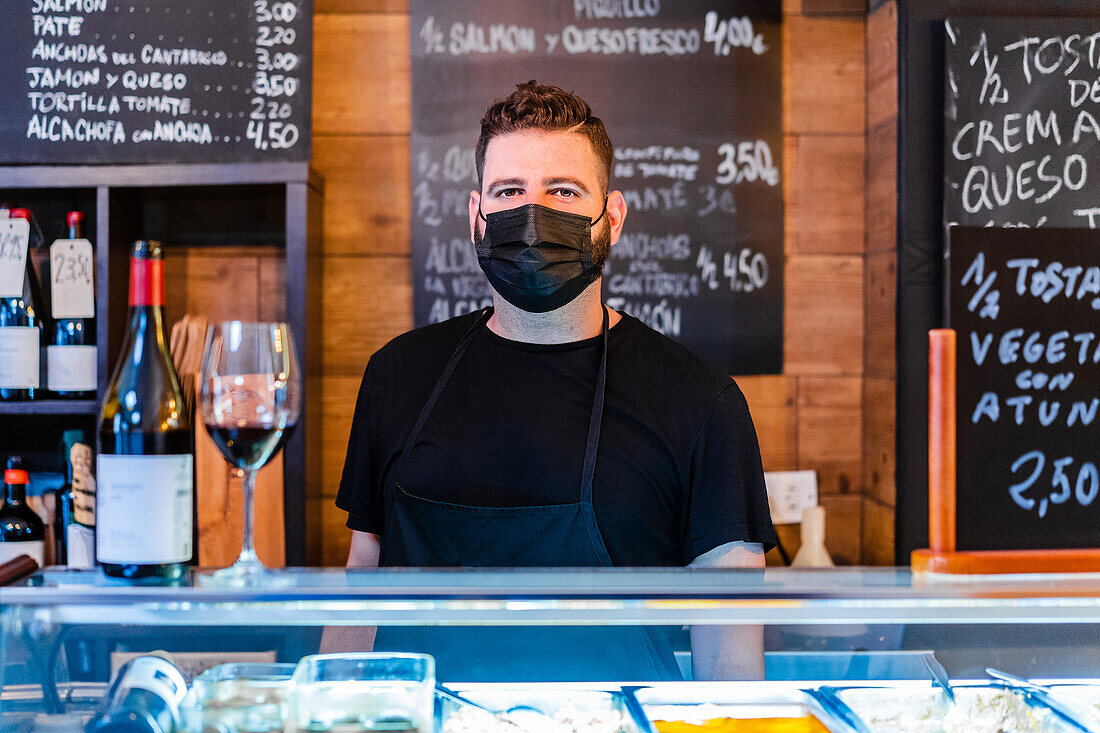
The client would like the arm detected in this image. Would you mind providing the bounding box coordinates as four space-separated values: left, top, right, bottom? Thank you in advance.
688 541 766 680
319 531 382 653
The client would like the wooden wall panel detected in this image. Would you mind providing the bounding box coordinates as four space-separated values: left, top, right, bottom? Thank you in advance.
866 122 897 255
313 136 410 256
821 494 862 565
861 0 897 567
801 0 867 15
313 14 410 135
784 16 865 134
784 255 863 375
317 0 406 12
863 376 895 507
783 134 797 256
788 134 865 255
864 250 895 379
737 376 797 472
798 377 862 496
322 374 362 497
862 496 895 565
322 255 413 377
866 1 898 131
308 495 355 567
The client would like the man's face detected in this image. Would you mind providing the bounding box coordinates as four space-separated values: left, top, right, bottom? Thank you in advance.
469 129 625 269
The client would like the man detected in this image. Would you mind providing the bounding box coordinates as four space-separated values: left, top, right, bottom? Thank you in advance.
325 81 777 680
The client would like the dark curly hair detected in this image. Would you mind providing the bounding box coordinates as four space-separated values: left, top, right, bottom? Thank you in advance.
475 80 613 192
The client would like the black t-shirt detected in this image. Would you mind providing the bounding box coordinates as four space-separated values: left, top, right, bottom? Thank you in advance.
336 310 777 566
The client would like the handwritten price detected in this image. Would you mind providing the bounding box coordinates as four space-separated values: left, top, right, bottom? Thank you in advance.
716 141 778 186
696 246 769 292
1010 451 1099 518
246 120 299 150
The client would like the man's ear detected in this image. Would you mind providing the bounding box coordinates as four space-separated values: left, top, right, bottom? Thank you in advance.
606 190 627 246
468 190 481 243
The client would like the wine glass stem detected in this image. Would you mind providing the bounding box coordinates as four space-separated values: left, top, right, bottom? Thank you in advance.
238 468 260 566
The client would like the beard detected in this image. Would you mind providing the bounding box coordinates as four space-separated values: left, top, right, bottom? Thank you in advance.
473 216 612 271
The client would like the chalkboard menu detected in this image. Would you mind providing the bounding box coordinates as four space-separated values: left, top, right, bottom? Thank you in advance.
944 17 1100 228
949 226 1100 551
410 0 782 374
0 0 311 164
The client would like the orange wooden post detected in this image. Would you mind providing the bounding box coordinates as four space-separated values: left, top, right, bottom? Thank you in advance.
928 329 956 553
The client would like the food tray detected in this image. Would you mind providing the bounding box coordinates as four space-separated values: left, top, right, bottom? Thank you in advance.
627 682 855 733
1043 685 1100 733
813 682 1091 733
439 684 646 733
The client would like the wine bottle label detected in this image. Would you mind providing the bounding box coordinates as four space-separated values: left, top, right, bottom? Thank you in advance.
0 217 30 298
113 656 188 708
47 345 97 391
0 327 41 389
96 454 193 565
66 524 95 569
50 238 95 318
0 540 45 568
72 443 96 527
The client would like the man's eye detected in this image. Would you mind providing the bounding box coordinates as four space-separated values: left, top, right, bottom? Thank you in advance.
498 188 521 197
555 189 578 198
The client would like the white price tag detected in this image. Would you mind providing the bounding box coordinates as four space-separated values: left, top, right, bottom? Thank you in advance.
0 217 30 298
50 238 95 318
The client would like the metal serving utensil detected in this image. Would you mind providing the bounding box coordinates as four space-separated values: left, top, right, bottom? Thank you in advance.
923 653 956 705
436 687 550 732
986 668 1096 733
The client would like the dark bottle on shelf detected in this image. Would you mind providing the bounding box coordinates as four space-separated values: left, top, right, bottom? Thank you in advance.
0 208 45 401
48 211 97 398
97 240 192 583
86 654 187 733
1 457 47 569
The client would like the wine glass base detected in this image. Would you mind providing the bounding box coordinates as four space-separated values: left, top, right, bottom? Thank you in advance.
197 562 295 589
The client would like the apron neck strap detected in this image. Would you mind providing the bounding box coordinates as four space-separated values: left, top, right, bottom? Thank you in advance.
396 308 491 478
579 305 609 505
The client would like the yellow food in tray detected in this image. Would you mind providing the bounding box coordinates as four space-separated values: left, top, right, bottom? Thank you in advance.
652 716 831 733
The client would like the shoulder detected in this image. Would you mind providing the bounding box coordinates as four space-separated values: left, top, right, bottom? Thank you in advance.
369 310 486 373
611 313 737 400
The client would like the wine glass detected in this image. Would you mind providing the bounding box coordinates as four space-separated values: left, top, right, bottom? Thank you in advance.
198 321 300 587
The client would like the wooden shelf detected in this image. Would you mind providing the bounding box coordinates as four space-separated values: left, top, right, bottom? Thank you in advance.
0 399 98 416
1 162 320 189
0 168 321 565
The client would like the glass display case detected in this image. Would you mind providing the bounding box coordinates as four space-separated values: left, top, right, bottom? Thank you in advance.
3 567 1100 731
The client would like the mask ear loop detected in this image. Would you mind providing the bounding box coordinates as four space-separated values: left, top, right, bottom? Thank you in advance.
590 198 608 227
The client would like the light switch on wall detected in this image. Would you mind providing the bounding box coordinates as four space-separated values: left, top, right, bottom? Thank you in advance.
764 470 819 524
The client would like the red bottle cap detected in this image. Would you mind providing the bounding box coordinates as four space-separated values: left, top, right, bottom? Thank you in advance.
8 208 31 220
67 211 84 226
129 259 164 306
4 469 29 484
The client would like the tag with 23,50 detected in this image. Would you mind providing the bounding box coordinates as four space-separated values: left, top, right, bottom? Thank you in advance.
50 238 95 318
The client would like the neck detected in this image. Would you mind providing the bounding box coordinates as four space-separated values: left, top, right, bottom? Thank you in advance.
487 279 619 344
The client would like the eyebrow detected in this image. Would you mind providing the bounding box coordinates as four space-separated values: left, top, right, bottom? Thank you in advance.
485 176 592 195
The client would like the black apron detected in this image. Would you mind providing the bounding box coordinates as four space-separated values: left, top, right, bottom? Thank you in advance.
374 307 682 681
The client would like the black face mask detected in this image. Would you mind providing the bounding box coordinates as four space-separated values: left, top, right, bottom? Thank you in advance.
475 202 607 313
